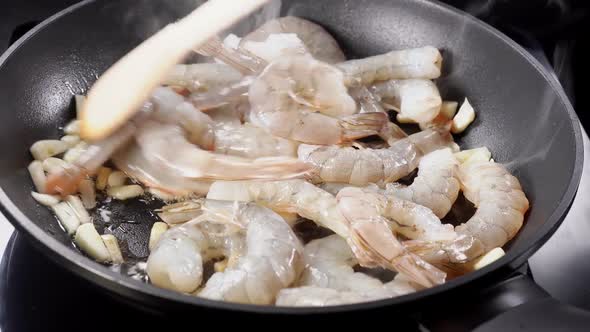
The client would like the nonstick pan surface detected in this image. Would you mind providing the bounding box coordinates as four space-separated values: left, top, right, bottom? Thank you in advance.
0 0 583 315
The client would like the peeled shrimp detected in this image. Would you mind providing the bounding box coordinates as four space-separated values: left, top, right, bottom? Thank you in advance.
134 120 310 182
336 46 442 86
385 148 460 218
147 217 212 293
337 188 447 287
112 142 212 197
339 187 457 242
457 160 529 251
242 16 346 64
162 63 242 93
405 160 529 266
299 235 417 294
371 79 442 124
207 179 445 287
214 122 298 158
198 201 303 304
207 179 350 237
298 129 455 185
276 235 416 306
249 55 387 145
148 199 303 303
198 42 396 146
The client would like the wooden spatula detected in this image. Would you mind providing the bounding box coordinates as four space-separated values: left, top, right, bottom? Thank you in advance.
80 0 271 141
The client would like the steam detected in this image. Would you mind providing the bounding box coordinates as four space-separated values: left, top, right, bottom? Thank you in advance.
114 0 205 38
115 0 282 40
220 0 282 38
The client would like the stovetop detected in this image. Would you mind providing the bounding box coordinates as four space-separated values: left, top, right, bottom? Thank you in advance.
1 0 590 330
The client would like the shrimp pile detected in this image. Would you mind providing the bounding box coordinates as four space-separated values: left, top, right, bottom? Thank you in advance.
26 13 529 307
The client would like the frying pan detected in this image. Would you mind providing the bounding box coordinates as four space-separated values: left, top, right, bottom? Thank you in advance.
0 0 587 329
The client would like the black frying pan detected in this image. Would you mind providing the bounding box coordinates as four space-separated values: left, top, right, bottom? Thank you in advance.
0 0 587 329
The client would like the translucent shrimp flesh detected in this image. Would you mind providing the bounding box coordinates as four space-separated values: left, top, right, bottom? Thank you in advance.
207 179 350 237
336 188 447 287
162 63 243 93
384 148 460 218
349 86 408 145
405 160 529 266
248 55 387 145
198 201 303 304
133 120 310 182
207 179 446 287
336 46 442 86
457 160 529 252
242 16 346 64
276 235 417 306
297 129 456 186
338 187 457 242
213 122 298 158
147 199 303 304
112 141 212 197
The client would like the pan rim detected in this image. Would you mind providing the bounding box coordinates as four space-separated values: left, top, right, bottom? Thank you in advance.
0 0 584 314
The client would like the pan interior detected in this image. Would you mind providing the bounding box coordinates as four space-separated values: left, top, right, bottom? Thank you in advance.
0 0 581 311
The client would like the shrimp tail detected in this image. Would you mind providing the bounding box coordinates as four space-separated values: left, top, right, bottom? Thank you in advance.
340 112 388 141
380 121 408 146
391 253 446 288
195 36 267 75
347 215 445 288
404 234 486 265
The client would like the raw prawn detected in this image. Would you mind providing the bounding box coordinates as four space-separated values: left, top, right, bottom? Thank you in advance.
207 179 350 237
133 120 310 181
242 16 346 64
198 201 303 304
384 148 460 218
336 46 442 86
297 129 455 185
207 179 446 287
276 235 417 306
405 160 529 266
457 160 529 251
249 55 386 145
149 87 216 150
112 142 212 197
214 122 298 158
148 199 303 304
147 215 213 293
162 63 242 93
336 188 447 287
338 187 457 242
